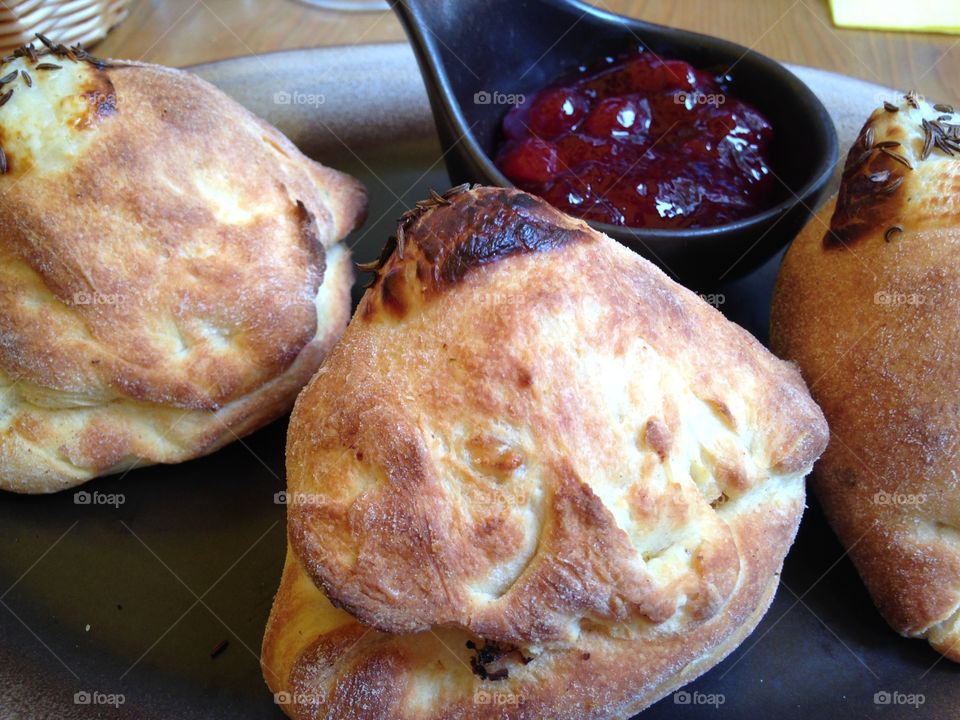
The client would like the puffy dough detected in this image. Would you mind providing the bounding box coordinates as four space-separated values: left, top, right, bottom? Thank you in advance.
264 185 828 718
0 49 366 493
772 95 960 660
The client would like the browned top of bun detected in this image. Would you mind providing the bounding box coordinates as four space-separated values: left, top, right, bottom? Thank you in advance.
771 96 960 658
266 186 828 718
0 53 366 491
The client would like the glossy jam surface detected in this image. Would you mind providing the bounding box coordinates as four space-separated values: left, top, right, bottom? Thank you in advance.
494 50 778 229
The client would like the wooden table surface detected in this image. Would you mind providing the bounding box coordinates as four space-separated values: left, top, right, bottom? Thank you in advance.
94 0 958 102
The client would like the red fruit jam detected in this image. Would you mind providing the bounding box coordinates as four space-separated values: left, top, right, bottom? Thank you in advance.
494 50 778 229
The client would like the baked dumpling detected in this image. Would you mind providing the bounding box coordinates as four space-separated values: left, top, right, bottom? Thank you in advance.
772 95 960 659
263 185 828 718
0 42 366 493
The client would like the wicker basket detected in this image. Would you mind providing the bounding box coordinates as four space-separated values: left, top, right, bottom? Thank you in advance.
0 0 129 55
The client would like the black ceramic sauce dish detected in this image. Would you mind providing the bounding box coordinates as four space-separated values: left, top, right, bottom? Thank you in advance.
392 0 839 287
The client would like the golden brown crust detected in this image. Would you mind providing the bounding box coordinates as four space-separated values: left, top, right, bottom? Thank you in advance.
0 55 366 492
266 186 828 717
264 528 788 720
771 97 960 659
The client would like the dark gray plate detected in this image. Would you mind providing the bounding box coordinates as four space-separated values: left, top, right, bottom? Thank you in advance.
1 43 955 719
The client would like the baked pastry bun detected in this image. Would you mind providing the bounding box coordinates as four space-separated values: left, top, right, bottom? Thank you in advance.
263 185 828 718
772 95 960 660
0 41 366 493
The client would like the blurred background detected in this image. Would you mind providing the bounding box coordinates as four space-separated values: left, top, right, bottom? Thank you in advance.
2 0 956 102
